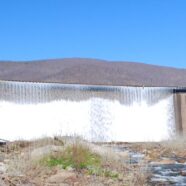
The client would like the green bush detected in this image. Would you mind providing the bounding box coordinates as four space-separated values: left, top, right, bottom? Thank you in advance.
42 143 101 170
41 142 119 179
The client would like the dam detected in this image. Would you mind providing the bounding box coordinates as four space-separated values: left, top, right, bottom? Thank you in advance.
0 80 185 142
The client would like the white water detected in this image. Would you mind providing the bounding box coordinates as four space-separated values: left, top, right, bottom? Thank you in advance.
0 93 175 142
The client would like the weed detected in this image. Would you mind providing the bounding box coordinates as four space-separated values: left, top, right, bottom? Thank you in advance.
42 142 101 170
41 142 120 179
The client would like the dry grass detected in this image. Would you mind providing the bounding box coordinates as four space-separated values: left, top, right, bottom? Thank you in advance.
123 165 149 186
1 136 149 185
161 136 186 151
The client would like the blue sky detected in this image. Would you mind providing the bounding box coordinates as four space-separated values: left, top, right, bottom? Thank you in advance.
0 0 186 68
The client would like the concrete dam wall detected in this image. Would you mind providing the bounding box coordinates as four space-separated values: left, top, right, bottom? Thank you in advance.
0 80 184 142
174 93 186 135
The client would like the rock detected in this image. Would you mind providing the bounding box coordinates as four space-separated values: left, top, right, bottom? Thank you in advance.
87 183 105 186
17 184 36 186
0 155 4 162
150 159 176 165
3 159 10 164
65 166 74 171
0 162 6 173
177 159 186 163
45 184 69 186
144 155 153 161
180 171 186 176
118 151 130 159
107 179 114 185
0 179 6 186
47 170 77 184
176 158 186 163
31 145 63 159
118 174 123 181
86 175 91 179
74 182 80 186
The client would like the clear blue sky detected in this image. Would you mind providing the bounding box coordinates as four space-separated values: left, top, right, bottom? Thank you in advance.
0 0 186 68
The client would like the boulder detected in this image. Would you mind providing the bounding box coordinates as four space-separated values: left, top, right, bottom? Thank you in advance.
150 159 176 165
180 171 186 176
46 170 77 184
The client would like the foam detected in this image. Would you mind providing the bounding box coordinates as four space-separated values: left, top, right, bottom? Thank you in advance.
0 95 175 142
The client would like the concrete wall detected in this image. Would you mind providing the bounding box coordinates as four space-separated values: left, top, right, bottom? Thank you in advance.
174 94 186 135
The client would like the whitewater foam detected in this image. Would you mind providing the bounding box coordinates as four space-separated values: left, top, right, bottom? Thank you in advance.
0 95 175 142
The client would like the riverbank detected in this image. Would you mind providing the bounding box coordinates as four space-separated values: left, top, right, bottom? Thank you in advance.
1 137 186 185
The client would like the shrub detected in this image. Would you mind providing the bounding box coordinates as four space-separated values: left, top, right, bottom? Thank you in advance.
42 142 101 170
41 142 119 179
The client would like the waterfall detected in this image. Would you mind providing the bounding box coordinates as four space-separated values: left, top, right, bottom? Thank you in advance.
0 81 176 142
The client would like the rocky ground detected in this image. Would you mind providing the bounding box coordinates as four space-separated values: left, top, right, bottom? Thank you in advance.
0 137 186 186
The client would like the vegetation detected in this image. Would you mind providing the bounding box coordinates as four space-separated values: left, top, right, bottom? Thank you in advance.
0 137 150 185
43 143 100 169
41 141 119 178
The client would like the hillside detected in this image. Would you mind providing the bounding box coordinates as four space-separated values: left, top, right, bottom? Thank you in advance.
0 58 186 86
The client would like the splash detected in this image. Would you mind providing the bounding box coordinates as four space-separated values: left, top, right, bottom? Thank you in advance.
0 81 176 142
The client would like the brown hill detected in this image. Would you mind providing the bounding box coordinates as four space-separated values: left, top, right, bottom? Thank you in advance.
0 58 186 86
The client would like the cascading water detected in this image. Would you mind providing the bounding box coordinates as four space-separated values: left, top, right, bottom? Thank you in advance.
0 81 176 142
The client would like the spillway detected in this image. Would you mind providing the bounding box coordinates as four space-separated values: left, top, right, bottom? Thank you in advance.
0 81 176 142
